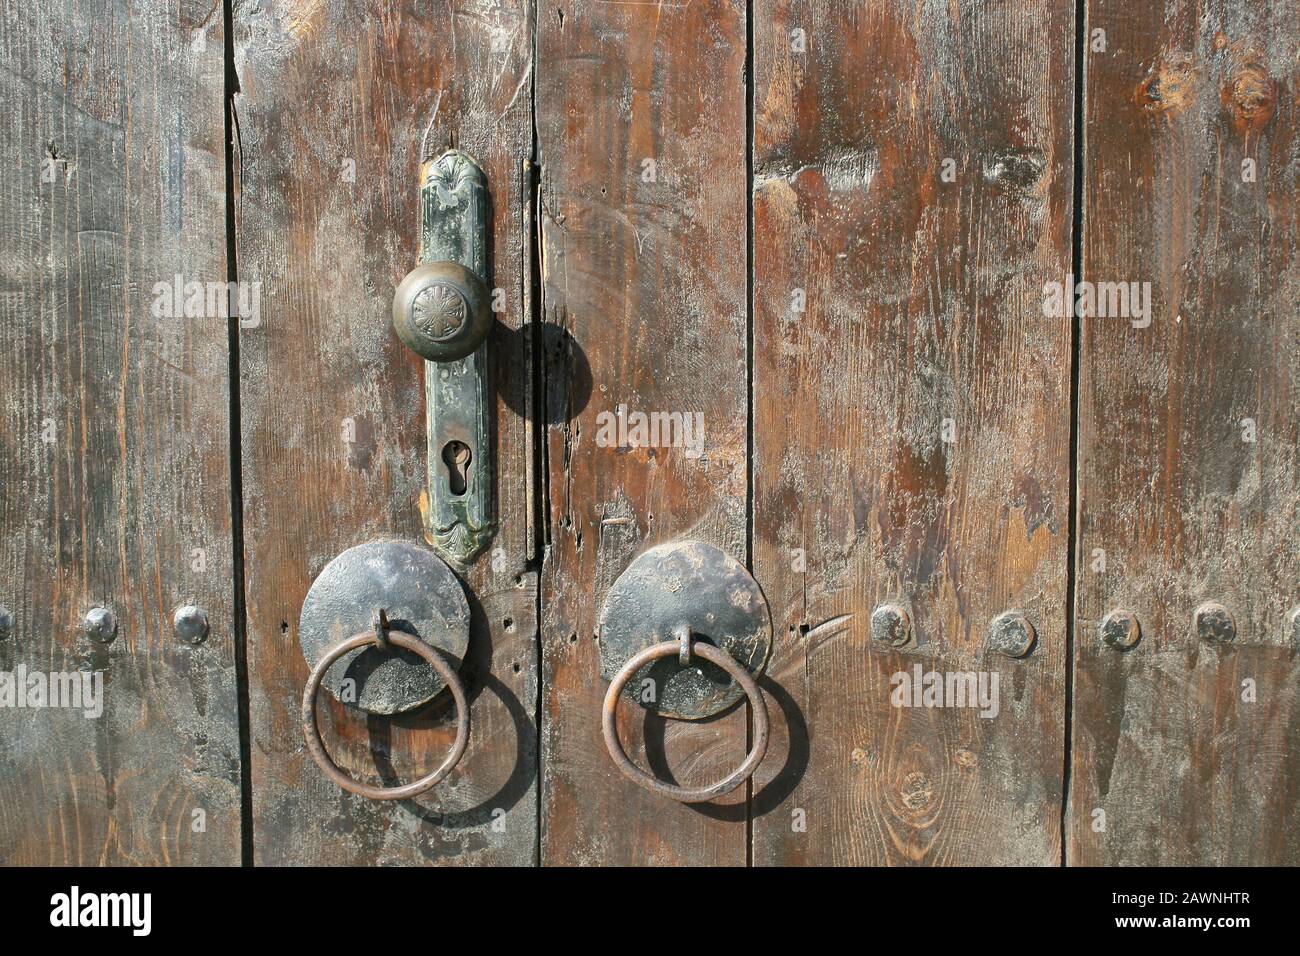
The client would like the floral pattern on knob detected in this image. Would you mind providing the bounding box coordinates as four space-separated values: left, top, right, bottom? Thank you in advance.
411 282 468 342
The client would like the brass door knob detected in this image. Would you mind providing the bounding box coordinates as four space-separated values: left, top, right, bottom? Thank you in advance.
392 260 492 363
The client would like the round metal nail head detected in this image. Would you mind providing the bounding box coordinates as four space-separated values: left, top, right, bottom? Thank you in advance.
1194 602 1236 645
1100 609 1141 650
870 603 912 648
82 607 117 643
174 605 210 644
989 611 1036 658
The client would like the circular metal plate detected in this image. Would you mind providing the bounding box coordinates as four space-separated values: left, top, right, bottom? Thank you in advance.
299 539 470 715
599 540 771 721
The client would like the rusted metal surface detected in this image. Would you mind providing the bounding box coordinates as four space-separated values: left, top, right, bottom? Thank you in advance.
987 612 1037 659
602 637 769 803
1193 602 1237 646
1099 610 1141 651
299 539 470 716
303 630 469 801
870 604 913 648
599 540 771 720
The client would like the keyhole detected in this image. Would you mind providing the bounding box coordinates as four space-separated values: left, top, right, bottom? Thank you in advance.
442 440 472 496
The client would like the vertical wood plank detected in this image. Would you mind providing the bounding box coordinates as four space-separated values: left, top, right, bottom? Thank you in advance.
0 1 241 864
751 1 1076 865
235 0 537 865
1071 0 1299 865
536 0 751 865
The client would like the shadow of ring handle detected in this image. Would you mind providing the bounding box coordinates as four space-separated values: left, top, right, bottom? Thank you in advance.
601 640 769 803
301 629 469 801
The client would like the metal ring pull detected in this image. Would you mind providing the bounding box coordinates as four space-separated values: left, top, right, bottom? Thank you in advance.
302 629 469 801
601 632 769 803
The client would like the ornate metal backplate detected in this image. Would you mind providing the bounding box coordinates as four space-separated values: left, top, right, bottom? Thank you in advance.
599 540 772 721
418 149 494 565
299 539 471 715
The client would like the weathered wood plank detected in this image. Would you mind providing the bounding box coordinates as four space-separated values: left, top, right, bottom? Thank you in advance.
0 1 241 864
537 0 751 865
1070 0 1299 865
751 0 1075 865
234 0 537 865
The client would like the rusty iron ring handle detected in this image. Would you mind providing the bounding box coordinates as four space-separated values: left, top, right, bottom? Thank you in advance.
601 639 769 803
301 629 469 801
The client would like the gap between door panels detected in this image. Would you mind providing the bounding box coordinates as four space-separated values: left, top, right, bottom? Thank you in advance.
1061 0 1087 869
221 0 254 869
529 0 545 870
744 0 758 872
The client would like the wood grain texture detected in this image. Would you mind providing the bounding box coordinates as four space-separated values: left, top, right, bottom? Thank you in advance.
751 0 1075 865
537 0 752 865
1070 0 1299 865
234 0 538 865
0 1 241 864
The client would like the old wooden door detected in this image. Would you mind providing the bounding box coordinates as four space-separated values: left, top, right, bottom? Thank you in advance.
533 0 1294 867
2 0 1295 867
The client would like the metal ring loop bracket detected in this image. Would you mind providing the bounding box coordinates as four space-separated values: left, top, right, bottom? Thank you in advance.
599 540 772 720
302 629 469 801
371 607 390 653
602 637 769 803
298 539 471 716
